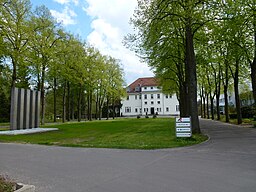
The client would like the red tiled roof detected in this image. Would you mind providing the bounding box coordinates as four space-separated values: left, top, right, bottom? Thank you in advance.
128 77 159 93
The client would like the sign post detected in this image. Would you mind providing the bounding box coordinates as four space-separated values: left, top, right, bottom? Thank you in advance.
175 117 192 137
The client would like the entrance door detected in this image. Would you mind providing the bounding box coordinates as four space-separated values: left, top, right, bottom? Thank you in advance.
150 107 154 115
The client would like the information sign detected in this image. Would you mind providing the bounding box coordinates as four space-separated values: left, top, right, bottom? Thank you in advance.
175 117 192 137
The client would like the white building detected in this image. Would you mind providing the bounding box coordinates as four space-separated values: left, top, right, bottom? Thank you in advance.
120 77 180 116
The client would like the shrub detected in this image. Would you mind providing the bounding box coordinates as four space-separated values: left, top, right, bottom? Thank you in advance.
153 114 157 118
229 114 237 119
137 115 141 119
145 115 149 118
241 106 256 118
0 175 15 192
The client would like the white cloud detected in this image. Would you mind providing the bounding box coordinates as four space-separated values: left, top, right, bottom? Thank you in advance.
50 6 77 25
84 0 153 84
53 0 79 6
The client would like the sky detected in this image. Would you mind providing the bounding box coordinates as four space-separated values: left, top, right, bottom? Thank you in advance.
30 0 153 85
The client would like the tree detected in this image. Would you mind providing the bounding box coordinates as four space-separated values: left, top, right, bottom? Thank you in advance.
125 0 218 133
0 0 31 88
28 5 62 125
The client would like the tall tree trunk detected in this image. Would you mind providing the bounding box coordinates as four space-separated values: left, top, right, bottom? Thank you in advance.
71 89 74 120
112 97 115 119
185 18 200 133
40 65 46 125
234 60 242 124
216 72 221 120
210 94 214 120
252 59 256 105
77 85 82 122
206 93 209 119
224 84 229 123
252 13 256 104
179 82 189 117
89 91 93 121
200 96 203 117
53 77 57 122
67 82 70 121
106 97 109 120
224 58 229 123
203 95 206 118
95 92 99 120
10 56 17 88
62 81 66 123
216 92 220 120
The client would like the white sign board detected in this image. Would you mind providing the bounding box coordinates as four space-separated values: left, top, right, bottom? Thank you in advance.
175 117 192 137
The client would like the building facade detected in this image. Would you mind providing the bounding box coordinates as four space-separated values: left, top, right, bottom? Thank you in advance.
120 77 180 116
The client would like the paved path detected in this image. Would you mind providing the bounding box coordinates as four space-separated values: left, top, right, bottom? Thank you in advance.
0 119 256 192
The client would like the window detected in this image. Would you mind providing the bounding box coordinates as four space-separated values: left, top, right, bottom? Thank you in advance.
127 96 129 100
145 101 147 105
166 95 168 99
140 108 142 113
151 87 153 89
151 101 154 105
125 107 131 113
157 94 160 99
157 101 160 104
139 94 141 99
166 107 169 112
176 105 180 111
170 95 172 98
157 108 161 112
144 87 147 90
151 94 154 99
135 108 138 113
144 94 147 99
144 108 148 112
135 95 137 100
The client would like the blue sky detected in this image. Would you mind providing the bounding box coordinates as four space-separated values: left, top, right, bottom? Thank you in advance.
30 0 153 85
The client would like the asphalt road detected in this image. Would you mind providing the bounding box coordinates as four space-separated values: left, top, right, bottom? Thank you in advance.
0 119 256 192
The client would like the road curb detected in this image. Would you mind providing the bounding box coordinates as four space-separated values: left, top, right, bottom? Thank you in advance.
15 183 35 192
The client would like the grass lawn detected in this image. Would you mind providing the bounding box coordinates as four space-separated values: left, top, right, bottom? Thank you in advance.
0 118 207 149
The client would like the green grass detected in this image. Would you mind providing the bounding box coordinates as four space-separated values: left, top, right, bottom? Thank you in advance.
0 118 207 149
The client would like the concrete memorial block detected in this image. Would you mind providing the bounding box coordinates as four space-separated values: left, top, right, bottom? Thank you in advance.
35 91 40 128
10 87 18 130
10 87 41 130
17 88 25 129
175 117 192 137
24 89 30 129
29 90 35 129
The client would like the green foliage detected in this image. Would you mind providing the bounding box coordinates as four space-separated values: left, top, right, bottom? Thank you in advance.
0 1 125 123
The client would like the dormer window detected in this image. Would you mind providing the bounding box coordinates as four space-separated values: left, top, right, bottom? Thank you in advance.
144 87 147 90
135 86 141 92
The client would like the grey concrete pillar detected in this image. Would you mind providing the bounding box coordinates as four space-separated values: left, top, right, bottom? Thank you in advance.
10 88 41 130
29 90 35 129
24 89 30 129
35 91 40 128
10 87 18 130
17 88 25 129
